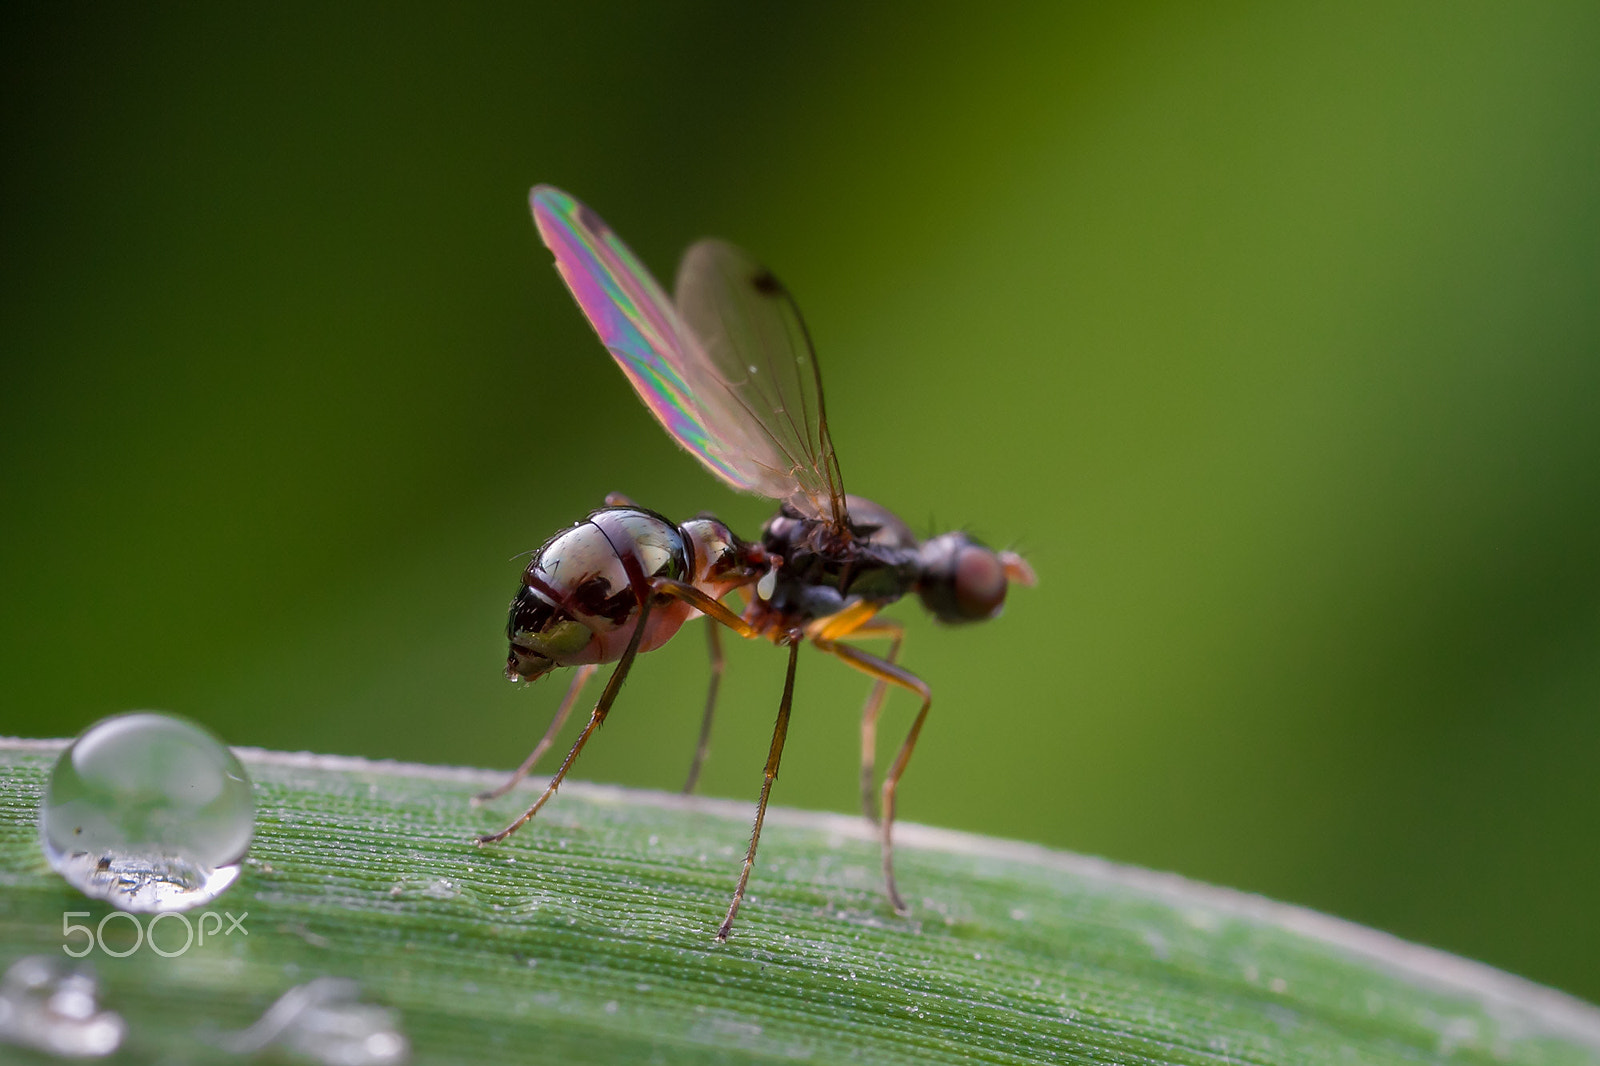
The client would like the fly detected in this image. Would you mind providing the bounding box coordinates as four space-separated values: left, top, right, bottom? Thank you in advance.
475 185 1036 940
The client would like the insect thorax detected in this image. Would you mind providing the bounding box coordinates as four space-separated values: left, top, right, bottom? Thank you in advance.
757 497 921 623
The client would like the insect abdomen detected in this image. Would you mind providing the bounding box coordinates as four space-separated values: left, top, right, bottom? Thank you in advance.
506 508 693 680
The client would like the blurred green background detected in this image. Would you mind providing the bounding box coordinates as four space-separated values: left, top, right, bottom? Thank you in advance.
4 4 1597 1002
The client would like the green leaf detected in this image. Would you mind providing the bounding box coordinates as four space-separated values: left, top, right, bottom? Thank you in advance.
1 740 1596 1065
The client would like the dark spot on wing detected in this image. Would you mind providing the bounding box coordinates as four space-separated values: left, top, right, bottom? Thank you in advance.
576 203 608 235
751 269 784 297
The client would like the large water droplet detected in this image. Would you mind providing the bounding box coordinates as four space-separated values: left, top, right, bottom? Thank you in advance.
0 955 126 1059
39 712 254 912
223 977 409 1065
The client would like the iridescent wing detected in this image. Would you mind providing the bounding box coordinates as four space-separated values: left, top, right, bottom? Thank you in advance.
530 186 737 489
673 239 845 526
530 185 845 524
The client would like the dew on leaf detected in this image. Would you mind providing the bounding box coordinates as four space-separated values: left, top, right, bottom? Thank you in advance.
39 712 254 912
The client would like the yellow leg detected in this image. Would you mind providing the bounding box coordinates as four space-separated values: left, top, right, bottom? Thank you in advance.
802 604 904 824
806 600 879 642
835 621 905 825
813 636 930 917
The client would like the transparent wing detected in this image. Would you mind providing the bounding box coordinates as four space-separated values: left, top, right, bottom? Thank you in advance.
529 185 812 504
674 239 846 525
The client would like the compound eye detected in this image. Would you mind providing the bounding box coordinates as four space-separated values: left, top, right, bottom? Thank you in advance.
953 545 1007 620
918 533 1010 623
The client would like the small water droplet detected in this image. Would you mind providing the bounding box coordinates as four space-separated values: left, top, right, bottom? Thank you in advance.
0 955 126 1059
747 365 758 375
222 977 409 1065
39 712 254 912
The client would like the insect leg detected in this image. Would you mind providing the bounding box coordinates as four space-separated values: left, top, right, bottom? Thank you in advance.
653 579 763 640
473 663 599 804
814 639 931 917
717 637 800 941
808 600 879 641
650 580 763 797
838 621 904 826
682 619 723 794
475 595 655 846
804 605 896 823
